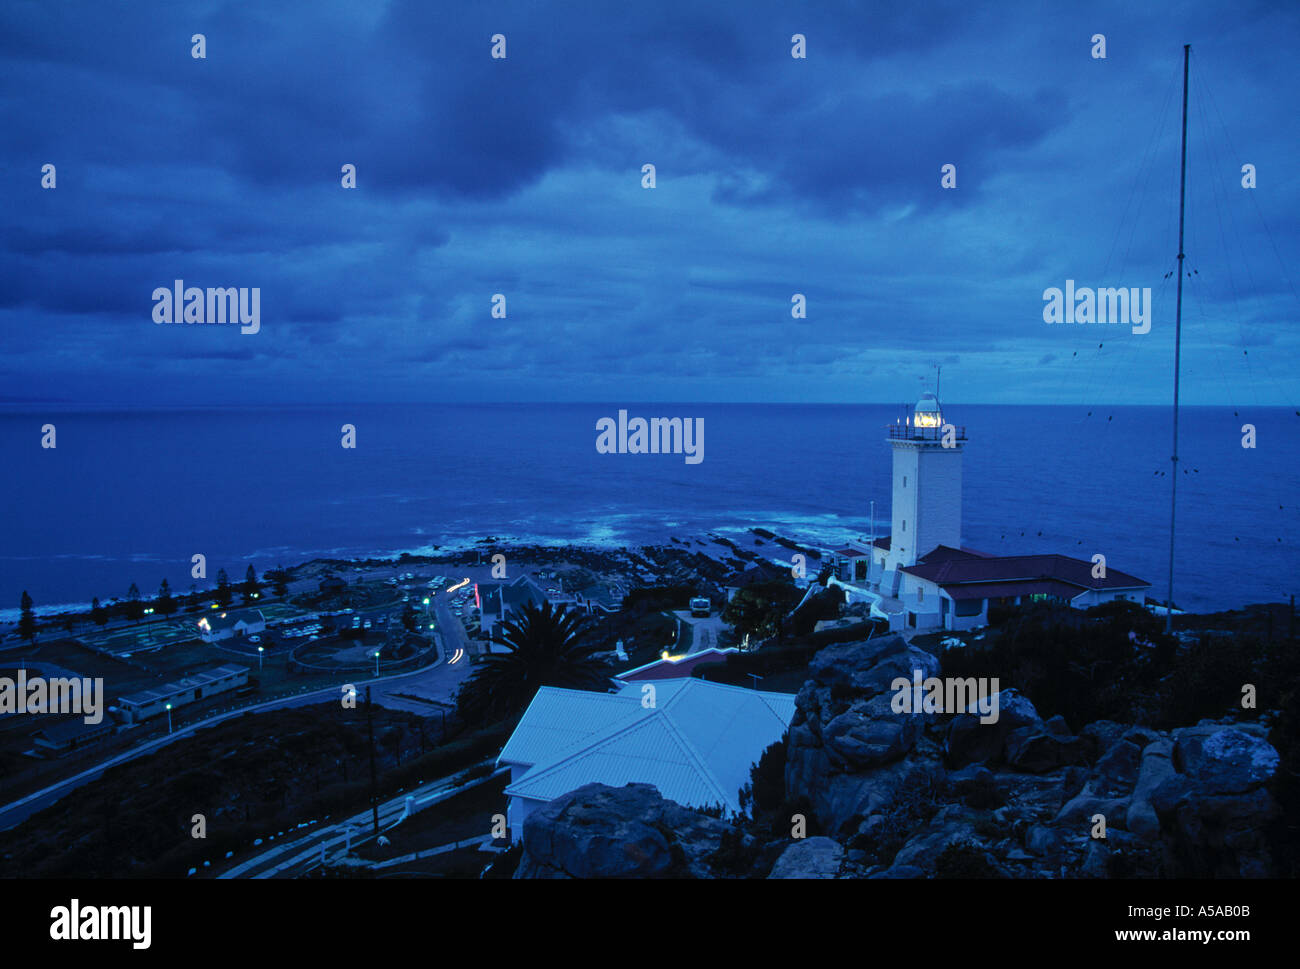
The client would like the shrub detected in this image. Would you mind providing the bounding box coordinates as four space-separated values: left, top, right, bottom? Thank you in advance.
934 840 1000 878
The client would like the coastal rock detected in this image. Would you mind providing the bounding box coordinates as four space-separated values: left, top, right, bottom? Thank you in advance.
1024 824 1061 859
945 764 997 804
1120 725 1166 749
870 864 926 879
822 693 923 769
1003 724 1087 773
1127 740 1174 840
1171 726 1279 795
945 689 1042 769
891 813 981 872
1144 727 1282 876
807 636 909 690
1089 738 1143 796
767 837 845 879
1081 719 1129 754
1053 789 1130 830
1044 715 1073 737
786 638 942 834
1080 840 1111 878
514 783 740 879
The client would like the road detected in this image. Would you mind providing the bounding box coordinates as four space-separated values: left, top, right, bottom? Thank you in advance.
0 620 474 832
670 610 728 654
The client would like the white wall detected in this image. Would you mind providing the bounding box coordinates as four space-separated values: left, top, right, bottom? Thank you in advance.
885 441 963 573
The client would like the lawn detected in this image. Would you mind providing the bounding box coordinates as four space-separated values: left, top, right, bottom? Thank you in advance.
355 775 509 864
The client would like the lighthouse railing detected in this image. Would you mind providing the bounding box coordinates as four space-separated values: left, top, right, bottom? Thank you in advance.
885 424 966 442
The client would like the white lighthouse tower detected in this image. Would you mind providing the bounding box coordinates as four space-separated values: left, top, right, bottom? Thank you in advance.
881 392 966 593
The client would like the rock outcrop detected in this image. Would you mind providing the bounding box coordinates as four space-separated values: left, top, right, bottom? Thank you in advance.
515 637 1283 879
782 636 1282 879
514 782 744 879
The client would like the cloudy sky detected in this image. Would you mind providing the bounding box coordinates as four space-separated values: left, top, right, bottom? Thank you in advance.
2 0 1297 405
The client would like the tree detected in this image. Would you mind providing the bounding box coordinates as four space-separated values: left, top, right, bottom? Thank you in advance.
241 565 260 605
454 600 610 724
157 578 177 616
91 597 108 627
125 583 144 622
401 602 418 634
215 569 233 607
722 581 802 640
18 591 36 643
270 565 290 598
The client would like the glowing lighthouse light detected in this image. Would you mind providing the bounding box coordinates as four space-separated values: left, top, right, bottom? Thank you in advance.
913 392 943 428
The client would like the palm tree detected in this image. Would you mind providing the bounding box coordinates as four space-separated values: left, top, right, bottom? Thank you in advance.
455 600 611 725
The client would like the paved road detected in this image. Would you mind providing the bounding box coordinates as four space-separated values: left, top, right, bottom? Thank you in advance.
0 635 471 832
670 610 728 654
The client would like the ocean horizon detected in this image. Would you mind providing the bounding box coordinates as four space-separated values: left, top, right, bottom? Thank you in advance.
2 402 1296 621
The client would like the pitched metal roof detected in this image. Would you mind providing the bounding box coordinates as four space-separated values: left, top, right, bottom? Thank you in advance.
117 664 249 707
496 688 644 769
902 553 1148 591
503 679 795 814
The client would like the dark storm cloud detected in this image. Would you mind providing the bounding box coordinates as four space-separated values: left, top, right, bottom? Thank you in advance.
0 0 1296 405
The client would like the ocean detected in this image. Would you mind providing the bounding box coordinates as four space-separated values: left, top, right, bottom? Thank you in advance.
1 403 1296 619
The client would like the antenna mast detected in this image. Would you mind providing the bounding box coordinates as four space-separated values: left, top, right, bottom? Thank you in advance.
1166 44 1190 633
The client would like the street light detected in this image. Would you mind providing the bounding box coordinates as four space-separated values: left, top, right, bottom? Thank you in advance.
258 645 264 671
165 702 173 734
374 650 380 676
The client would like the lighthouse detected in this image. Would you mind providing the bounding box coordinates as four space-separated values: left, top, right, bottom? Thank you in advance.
881 393 966 592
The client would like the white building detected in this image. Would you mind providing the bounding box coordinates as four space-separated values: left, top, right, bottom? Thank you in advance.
825 393 1150 632
115 664 250 724
196 608 265 643
496 678 795 842
881 392 965 590
475 576 548 637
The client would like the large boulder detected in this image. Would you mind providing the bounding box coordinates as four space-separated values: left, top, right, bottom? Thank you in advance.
767 837 845 878
1090 738 1144 796
1003 724 1088 773
1146 726 1282 877
786 637 942 834
822 693 924 769
1126 740 1175 840
515 783 741 879
1172 726 1280 795
945 689 1042 768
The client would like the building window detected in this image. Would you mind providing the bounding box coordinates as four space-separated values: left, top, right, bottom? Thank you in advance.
903 476 907 487
955 598 983 617
917 586 924 602
902 519 907 532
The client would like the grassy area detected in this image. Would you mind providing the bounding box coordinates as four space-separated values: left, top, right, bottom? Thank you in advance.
355 775 509 864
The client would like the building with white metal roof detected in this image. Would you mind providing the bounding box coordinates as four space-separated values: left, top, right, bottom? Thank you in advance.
498 678 795 841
